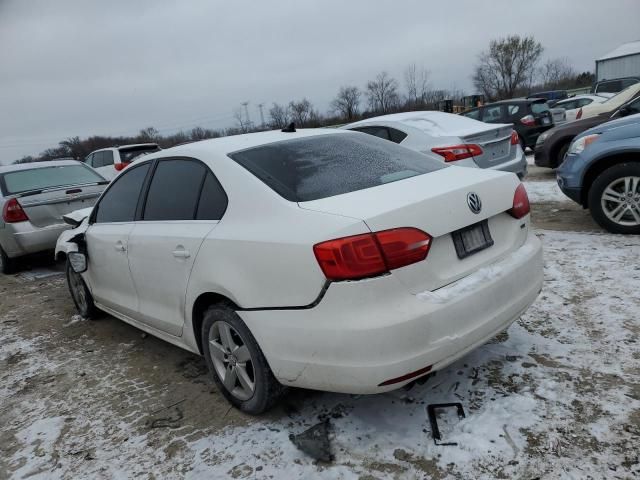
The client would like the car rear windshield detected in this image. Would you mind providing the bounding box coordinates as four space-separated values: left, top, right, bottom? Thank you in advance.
531 102 549 114
1 164 105 195
119 145 160 163
229 132 445 202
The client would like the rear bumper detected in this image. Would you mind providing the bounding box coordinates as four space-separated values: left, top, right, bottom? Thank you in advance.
0 221 70 258
240 232 543 394
485 148 528 178
533 144 553 168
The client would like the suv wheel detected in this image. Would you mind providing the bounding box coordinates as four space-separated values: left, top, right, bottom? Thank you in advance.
202 305 283 414
0 247 14 275
66 261 97 318
588 163 640 234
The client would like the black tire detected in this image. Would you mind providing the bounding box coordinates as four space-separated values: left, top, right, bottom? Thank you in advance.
0 246 14 275
588 162 640 234
554 142 569 168
66 261 97 318
202 305 283 415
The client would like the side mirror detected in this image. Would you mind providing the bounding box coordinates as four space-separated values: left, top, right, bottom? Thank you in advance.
68 252 88 273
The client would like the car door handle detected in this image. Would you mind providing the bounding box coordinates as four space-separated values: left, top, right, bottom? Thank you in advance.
172 249 191 259
114 241 127 252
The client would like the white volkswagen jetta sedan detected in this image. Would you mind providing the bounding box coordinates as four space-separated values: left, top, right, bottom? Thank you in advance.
58 128 543 414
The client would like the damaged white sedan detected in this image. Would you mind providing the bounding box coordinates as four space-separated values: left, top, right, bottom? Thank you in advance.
57 128 543 414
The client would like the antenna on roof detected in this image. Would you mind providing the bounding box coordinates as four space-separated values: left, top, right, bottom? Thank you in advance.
281 122 296 133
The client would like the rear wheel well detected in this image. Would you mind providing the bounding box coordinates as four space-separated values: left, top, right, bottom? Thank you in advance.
581 153 640 207
55 251 67 262
191 293 239 354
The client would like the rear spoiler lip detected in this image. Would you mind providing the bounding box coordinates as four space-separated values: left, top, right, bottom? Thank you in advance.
12 180 109 199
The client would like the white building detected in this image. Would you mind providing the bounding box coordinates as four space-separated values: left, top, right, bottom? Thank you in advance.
596 40 640 81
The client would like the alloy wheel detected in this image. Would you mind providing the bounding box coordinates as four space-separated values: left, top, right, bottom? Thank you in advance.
600 176 640 226
208 321 255 401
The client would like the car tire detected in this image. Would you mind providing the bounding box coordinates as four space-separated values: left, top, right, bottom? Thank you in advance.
66 260 97 318
0 246 15 275
555 143 569 168
588 163 640 234
202 305 284 415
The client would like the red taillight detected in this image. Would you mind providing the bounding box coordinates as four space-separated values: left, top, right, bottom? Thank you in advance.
114 162 130 172
431 144 483 162
313 228 432 281
520 115 535 126
2 198 28 223
510 130 520 146
576 108 583 120
508 184 530 219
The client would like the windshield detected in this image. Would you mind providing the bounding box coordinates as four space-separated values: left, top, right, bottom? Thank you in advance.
603 83 640 105
230 132 446 202
531 102 549 114
1 164 105 195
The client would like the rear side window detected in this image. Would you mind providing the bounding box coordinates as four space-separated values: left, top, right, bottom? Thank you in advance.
230 133 445 202
597 80 622 94
143 159 206 221
1 164 105 196
95 163 150 223
352 126 391 141
482 105 504 122
461 109 480 120
531 102 550 114
196 172 228 220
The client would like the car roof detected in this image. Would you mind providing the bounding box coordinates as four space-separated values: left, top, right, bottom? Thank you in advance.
136 128 350 161
342 111 502 137
492 98 545 104
0 159 81 174
91 143 159 153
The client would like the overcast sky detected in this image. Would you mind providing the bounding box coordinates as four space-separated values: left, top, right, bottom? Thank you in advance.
1 0 638 164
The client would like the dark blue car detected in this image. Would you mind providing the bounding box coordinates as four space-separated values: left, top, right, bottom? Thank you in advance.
557 113 640 234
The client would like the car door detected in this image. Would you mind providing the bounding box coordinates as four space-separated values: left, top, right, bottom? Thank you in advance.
84 162 152 317
127 158 227 336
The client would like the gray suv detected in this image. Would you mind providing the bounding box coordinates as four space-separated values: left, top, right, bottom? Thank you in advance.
0 160 107 273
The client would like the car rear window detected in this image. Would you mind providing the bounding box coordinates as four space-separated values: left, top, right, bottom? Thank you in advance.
531 102 549 114
119 145 160 163
229 132 445 202
1 164 105 195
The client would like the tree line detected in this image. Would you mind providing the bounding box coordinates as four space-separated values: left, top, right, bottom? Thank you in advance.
14 34 594 164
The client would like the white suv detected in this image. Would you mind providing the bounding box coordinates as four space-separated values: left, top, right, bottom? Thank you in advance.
59 128 542 414
84 144 160 180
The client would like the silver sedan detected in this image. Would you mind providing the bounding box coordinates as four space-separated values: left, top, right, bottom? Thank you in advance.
0 160 107 273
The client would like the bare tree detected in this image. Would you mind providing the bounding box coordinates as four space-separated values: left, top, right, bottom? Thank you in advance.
233 108 251 133
288 98 316 127
539 57 577 89
331 86 361 121
138 127 160 142
404 64 430 108
269 103 290 128
366 71 400 114
473 35 543 100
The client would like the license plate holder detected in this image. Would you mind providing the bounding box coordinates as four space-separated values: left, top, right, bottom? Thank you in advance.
452 220 494 259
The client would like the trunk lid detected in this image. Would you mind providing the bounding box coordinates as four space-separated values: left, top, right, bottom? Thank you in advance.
459 124 514 168
17 184 105 228
299 166 528 293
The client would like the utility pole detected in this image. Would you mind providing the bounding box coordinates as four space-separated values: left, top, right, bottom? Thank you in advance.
241 101 251 129
257 103 266 129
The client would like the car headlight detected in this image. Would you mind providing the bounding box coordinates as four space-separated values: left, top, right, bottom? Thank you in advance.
536 131 551 145
568 133 600 155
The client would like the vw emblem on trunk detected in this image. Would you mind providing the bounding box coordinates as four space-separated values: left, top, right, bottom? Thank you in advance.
467 192 482 214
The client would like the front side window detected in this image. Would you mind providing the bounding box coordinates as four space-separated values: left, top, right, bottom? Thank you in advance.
461 109 480 120
230 132 445 202
1 164 105 196
94 163 150 223
143 159 206 221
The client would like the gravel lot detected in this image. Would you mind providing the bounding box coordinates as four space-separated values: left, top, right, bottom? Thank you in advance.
1 166 639 479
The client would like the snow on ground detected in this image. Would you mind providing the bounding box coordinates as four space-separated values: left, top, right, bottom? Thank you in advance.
2 230 640 479
524 179 569 204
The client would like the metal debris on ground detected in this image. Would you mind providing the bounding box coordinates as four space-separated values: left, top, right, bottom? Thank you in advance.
426 402 466 446
289 420 333 462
